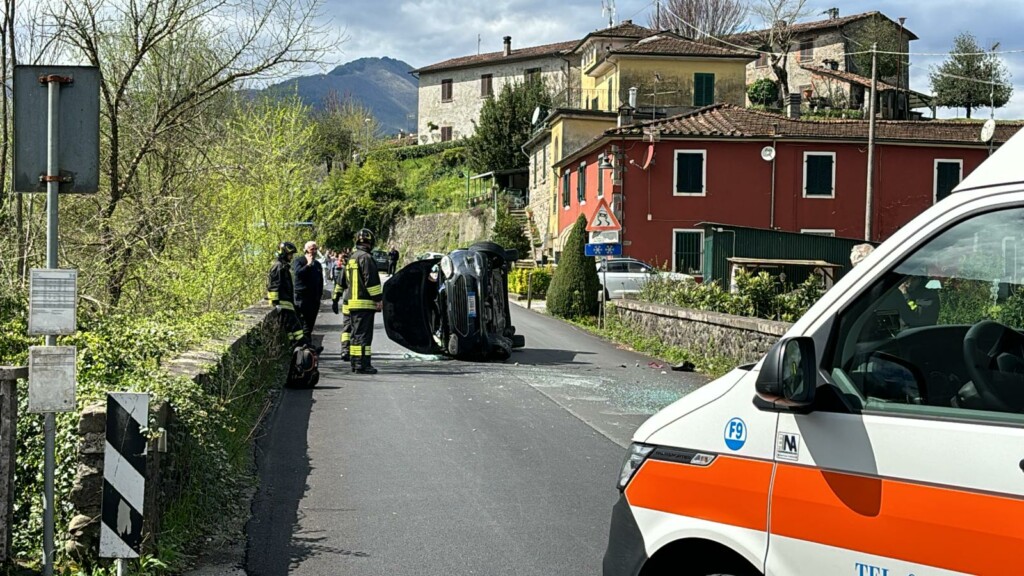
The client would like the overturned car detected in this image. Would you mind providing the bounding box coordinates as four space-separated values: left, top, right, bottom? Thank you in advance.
383 242 526 360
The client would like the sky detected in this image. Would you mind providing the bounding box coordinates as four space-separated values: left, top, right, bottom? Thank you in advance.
314 0 1024 119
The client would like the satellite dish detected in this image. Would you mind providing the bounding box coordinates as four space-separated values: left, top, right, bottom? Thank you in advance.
760 146 776 162
531 106 546 126
981 119 996 143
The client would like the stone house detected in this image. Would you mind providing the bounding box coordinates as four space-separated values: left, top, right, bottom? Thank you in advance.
727 10 923 119
409 36 580 144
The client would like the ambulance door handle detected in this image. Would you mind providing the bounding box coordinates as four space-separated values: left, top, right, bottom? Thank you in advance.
1020 459 1024 473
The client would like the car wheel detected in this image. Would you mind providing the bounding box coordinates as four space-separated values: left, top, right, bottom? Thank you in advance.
511 334 526 348
469 241 515 261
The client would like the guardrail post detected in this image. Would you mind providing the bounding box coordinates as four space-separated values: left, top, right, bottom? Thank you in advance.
0 366 27 563
526 270 534 310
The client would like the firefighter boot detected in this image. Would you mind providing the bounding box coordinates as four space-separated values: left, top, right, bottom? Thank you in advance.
355 355 378 375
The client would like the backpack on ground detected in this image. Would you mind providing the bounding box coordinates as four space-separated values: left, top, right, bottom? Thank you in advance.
286 344 320 389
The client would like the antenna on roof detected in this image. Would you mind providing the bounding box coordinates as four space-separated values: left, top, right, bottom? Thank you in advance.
601 0 616 28
477 33 481 55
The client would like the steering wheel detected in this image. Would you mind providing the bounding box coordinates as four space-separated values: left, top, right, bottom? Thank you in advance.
962 320 1021 413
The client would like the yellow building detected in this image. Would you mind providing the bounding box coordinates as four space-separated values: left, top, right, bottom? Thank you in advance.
574 22 755 114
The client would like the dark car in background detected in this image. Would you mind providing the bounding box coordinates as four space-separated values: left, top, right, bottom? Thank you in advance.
383 242 526 360
371 249 390 271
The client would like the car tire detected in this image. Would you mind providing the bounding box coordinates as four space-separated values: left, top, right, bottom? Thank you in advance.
469 241 515 261
512 334 526 348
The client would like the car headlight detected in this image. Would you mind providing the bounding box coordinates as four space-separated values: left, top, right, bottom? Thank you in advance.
440 255 454 278
617 443 655 491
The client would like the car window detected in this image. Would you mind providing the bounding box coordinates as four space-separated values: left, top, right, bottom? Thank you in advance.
605 261 629 273
827 206 1024 424
627 261 652 273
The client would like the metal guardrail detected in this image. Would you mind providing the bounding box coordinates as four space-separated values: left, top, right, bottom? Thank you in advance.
0 366 27 563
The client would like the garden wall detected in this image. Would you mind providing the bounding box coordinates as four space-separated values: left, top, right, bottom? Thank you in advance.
614 299 792 364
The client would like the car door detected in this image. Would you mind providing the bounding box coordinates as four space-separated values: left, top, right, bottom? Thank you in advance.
626 261 656 295
603 260 629 297
766 203 1024 575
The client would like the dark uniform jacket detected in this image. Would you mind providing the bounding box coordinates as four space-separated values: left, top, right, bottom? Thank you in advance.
292 256 324 304
267 258 296 310
345 246 383 311
332 256 351 313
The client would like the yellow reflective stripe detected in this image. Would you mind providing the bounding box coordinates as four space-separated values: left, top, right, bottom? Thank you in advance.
350 345 363 357
267 291 279 300
341 305 350 314
348 300 377 310
347 259 360 303
278 301 295 311
365 346 372 355
367 285 382 296
289 331 304 341
341 333 351 343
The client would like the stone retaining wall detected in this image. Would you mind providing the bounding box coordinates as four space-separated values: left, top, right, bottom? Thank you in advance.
614 300 792 364
65 304 286 562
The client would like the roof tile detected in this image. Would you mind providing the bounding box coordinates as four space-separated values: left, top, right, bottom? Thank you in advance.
412 39 579 74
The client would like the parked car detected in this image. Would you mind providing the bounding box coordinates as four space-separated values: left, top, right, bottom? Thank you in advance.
371 249 390 271
595 257 693 299
383 242 525 360
417 251 446 261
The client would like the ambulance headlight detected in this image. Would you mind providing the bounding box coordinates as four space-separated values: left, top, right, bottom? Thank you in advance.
617 443 655 491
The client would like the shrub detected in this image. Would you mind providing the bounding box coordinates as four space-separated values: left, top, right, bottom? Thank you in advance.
547 215 601 318
747 78 779 106
492 203 530 257
507 266 553 297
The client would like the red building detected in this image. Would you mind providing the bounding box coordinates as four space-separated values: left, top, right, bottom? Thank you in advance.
554 104 1022 277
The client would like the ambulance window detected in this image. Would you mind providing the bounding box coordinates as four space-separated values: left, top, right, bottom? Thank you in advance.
827 207 1024 424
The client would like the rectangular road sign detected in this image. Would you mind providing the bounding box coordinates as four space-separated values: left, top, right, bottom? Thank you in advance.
585 243 622 257
100 392 148 559
13 65 100 194
28 269 77 336
28 346 76 413
589 229 620 244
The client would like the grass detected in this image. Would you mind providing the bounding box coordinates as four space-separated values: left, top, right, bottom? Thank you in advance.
567 307 740 379
398 155 470 214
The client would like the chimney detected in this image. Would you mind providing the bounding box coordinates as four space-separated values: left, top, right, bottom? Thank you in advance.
503 36 512 57
628 86 638 109
826 7 839 19
623 19 632 25
788 93 801 119
617 102 635 128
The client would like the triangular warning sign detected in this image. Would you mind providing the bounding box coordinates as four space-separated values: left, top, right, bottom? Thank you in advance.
586 198 621 232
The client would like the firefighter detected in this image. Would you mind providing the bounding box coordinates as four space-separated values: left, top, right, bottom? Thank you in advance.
331 250 352 361
345 229 383 374
267 241 308 347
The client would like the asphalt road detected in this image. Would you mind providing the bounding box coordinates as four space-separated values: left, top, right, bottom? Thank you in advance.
245 295 708 576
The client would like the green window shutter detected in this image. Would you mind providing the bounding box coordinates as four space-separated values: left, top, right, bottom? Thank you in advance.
674 231 703 274
562 172 570 206
935 161 961 202
694 73 715 106
578 165 586 202
675 152 704 194
805 154 834 196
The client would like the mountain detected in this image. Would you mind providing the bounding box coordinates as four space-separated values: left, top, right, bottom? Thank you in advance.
259 57 418 135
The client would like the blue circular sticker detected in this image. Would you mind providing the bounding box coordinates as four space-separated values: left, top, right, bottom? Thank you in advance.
724 417 747 451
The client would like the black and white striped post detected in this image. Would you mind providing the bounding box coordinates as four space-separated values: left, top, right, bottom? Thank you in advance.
99 393 148 573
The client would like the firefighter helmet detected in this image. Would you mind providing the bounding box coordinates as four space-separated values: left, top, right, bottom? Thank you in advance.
278 241 298 258
354 228 376 248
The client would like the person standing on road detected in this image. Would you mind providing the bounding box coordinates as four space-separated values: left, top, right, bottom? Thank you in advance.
267 241 308 347
346 229 383 374
388 246 400 275
332 250 353 361
293 240 325 351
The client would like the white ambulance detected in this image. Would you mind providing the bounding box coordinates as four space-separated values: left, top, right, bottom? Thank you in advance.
603 130 1024 576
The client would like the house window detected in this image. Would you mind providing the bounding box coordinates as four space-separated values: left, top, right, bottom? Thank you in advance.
440 126 453 142
481 74 493 98
756 49 769 68
803 152 835 197
674 150 706 195
541 144 547 182
673 229 704 275
801 229 836 236
799 39 813 62
441 79 453 102
532 152 538 187
693 73 715 107
525 67 542 84
562 170 571 208
577 162 587 204
934 159 963 203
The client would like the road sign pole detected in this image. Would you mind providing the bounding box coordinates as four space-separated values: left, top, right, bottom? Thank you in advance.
42 73 62 576
601 256 608 329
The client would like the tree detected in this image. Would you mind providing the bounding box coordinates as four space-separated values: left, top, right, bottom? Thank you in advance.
314 156 409 250
311 91 380 174
744 0 812 104
547 215 601 319
747 78 779 106
648 0 747 39
930 32 1013 119
849 14 903 79
491 203 530 258
46 0 335 306
467 79 551 174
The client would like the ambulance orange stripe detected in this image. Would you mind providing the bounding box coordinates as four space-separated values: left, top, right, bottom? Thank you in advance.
625 456 773 532
770 463 1024 575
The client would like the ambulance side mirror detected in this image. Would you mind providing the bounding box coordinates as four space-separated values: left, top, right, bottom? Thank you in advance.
755 337 816 411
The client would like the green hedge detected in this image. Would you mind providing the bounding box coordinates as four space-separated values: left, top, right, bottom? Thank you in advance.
507 266 553 298
369 140 462 162
547 216 601 318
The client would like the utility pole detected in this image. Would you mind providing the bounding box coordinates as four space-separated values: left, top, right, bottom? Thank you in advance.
655 0 661 29
896 17 906 119
865 43 877 242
